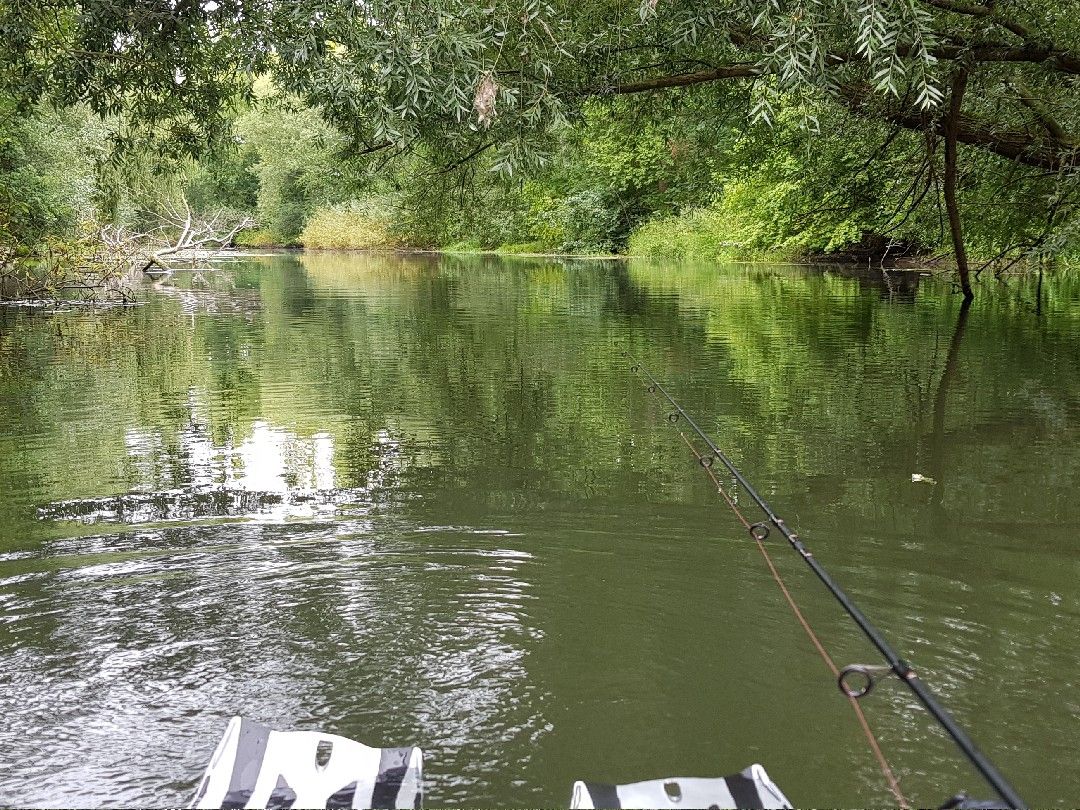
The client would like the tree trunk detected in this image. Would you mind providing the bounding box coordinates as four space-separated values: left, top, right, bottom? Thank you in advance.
1036 264 1044 316
927 295 972 513
944 68 973 301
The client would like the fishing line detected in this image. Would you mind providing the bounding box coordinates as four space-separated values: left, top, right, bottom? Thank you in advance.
653 387 910 808
629 357 1026 810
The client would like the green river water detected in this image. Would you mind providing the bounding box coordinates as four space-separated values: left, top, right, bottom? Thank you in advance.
0 253 1077 807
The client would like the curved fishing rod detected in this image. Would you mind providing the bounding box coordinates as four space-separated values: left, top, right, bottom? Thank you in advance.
629 358 1026 810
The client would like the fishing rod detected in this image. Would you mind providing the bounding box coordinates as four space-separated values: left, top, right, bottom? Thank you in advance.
629 357 1026 810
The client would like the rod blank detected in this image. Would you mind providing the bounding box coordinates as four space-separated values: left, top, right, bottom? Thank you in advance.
631 359 1025 810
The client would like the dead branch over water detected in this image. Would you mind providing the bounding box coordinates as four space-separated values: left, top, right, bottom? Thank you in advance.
0 199 254 305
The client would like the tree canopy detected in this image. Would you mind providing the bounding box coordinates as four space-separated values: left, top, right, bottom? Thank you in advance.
4 0 1077 158
1 0 1079 292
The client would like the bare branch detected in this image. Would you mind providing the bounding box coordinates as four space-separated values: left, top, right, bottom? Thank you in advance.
609 64 759 94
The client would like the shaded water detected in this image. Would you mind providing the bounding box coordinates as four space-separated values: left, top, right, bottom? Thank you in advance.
0 253 1078 807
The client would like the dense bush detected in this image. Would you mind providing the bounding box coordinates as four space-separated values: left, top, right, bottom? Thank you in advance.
301 200 399 249
0 102 101 247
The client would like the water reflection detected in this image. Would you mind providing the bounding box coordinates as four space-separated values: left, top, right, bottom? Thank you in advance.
149 269 262 317
0 255 1078 806
40 392 376 524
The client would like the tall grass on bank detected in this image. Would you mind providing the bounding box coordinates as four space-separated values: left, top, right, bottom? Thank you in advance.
299 200 399 249
234 228 283 248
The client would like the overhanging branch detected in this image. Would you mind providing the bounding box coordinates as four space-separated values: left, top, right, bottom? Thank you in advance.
918 0 1080 72
920 0 1034 42
600 63 1079 171
1011 80 1076 144
608 44 1078 100
610 64 759 94
838 84 1080 171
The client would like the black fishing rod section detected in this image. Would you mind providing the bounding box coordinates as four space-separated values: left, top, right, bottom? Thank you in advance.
628 358 1026 810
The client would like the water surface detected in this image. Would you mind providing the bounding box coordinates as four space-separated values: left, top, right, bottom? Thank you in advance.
0 254 1077 806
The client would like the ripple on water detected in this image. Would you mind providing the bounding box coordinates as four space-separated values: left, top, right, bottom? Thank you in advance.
0 515 548 807
37 486 376 525
3 259 1080 806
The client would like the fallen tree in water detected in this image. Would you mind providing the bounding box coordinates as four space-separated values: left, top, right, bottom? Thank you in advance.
0 223 143 305
0 200 254 305
119 198 255 275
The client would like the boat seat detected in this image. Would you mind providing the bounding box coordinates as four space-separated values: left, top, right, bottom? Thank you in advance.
191 716 422 809
570 763 792 809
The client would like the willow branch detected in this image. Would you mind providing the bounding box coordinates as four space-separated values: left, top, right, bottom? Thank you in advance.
839 83 1080 171
600 61 1079 170
1011 80 1076 144
609 64 759 94
919 0 1036 43
434 141 495 174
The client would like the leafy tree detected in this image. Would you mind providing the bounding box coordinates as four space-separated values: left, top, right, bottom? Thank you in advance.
186 144 260 217
0 101 101 246
233 97 365 243
2 0 1078 292
0 0 262 154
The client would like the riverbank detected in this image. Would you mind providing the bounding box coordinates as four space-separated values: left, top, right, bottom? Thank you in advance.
231 237 1077 275
234 215 1079 271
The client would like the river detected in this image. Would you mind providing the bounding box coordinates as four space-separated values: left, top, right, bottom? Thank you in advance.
0 253 1077 807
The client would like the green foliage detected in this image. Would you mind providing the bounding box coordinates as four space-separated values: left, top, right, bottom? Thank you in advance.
549 190 626 254
495 241 548 254
630 208 754 262
0 0 262 158
235 99 358 244
626 102 1080 266
2 0 1079 275
7 0 1075 172
186 144 259 217
233 228 278 248
0 100 101 246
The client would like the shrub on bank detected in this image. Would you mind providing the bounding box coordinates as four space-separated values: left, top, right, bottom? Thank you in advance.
496 241 548 254
300 200 399 249
234 228 282 248
628 206 808 262
626 174 883 263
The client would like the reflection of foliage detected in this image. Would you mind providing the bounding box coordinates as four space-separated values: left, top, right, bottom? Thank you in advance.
627 260 1080 491
3 254 1079 537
